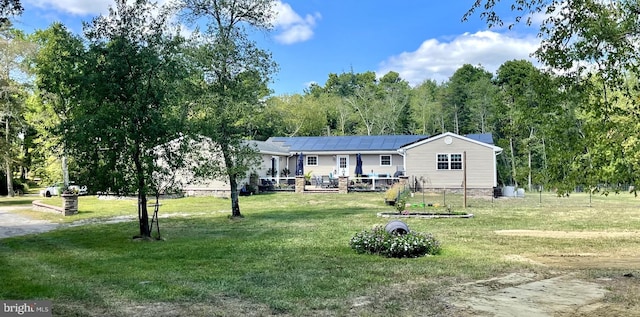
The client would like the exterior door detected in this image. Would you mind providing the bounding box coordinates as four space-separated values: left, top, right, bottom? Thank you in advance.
336 155 350 177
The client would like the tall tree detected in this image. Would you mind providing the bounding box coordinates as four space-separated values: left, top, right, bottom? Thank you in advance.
60 0 188 237
443 64 493 134
494 60 543 187
177 0 277 218
29 22 85 188
267 94 327 136
0 20 30 196
379 71 412 134
467 75 498 134
410 80 443 135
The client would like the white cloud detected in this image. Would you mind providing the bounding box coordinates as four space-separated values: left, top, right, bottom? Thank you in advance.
272 1 320 45
25 0 173 16
377 31 540 86
25 0 112 15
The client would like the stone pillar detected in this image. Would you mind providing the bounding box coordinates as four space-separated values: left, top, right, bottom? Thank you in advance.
295 176 305 193
338 176 348 194
62 194 78 216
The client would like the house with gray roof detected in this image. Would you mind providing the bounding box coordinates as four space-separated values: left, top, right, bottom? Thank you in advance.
182 132 502 196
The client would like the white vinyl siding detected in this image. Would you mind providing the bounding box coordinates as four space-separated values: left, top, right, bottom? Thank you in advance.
405 135 496 188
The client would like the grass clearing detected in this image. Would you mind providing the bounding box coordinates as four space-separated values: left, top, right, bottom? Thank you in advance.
1 192 640 316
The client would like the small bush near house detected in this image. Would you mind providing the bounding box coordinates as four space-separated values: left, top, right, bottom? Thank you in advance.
349 225 441 258
383 183 412 212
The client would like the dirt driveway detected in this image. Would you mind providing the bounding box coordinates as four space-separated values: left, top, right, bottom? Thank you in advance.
0 206 59 239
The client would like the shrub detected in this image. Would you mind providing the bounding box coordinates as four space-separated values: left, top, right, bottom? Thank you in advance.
395 189 411 212
349 225 441 258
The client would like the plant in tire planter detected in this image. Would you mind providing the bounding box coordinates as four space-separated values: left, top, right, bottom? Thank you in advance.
349 224 441 258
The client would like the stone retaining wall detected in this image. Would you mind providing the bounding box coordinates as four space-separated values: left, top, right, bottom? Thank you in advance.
32 200 64 214
32 195 78 216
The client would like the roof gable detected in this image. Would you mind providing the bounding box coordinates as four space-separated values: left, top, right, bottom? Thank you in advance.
400 132 502 152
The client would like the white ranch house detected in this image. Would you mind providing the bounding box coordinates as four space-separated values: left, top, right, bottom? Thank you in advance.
181 132 502 196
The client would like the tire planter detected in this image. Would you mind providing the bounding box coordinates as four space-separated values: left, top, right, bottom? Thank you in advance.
384 220 410 235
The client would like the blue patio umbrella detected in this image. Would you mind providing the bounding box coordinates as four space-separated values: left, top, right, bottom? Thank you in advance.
296 152 304 176
355 153 363 176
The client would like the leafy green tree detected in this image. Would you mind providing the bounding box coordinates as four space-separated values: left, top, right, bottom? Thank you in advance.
23 94 61 184
0 20 30 196
467 75 498 134
494 60 543 187
177 0 277 218
410 80 444 135
266 94 327 136
379 71 412 134
29 22 85 188
344 81 381 135
443 64 493 134
57 0 189 237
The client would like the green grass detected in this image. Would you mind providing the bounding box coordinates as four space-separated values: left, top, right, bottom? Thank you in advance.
1 192 639 316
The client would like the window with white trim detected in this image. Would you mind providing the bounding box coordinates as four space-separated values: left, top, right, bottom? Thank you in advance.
380 155 392 166
437 153 463 170
306 155 318 166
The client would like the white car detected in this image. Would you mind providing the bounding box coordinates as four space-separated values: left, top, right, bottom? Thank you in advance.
40 183 63 197
40 182 88 197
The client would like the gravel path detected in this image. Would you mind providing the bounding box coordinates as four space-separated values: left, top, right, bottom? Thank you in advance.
0 206 59 239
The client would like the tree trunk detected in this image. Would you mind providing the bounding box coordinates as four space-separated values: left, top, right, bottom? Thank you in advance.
510 137 518 187
454 107 459 134
138 192 150 237
5 158 12 197
528 150 532 191
230 176 241 217
133 142 150 237
5 119 13 197
222 143 243 218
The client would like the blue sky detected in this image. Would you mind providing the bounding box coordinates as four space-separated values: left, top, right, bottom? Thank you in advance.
14 0 542 96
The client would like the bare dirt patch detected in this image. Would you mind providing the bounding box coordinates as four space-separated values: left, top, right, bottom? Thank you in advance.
55 296 282 317
497 229 640 270
495 229 640 239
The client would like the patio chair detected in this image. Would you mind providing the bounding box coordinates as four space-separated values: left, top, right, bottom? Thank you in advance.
321 175 332 188
329 176 339 188
314 175 323 188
